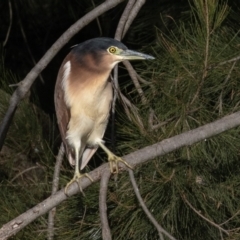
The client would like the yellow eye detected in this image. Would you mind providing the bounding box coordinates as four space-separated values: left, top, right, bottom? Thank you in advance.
108 46 117 54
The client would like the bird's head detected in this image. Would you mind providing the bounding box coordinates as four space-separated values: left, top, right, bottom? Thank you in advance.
71 37 154 71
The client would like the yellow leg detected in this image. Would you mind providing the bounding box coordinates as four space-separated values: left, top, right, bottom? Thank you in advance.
65 146 93 195
98 141 133 173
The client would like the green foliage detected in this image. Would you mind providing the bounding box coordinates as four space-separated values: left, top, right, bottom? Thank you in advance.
0 59 56 239
1 0 240 239
112 1 240 239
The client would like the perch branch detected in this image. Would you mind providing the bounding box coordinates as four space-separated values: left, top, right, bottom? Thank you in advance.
1 110 240 238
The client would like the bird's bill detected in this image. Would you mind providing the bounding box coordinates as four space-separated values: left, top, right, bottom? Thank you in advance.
119 49 155 60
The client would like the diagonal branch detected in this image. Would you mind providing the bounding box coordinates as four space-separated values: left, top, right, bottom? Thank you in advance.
1 110 240 238
182 194 229 236
129 169 176 240
0 0 125 151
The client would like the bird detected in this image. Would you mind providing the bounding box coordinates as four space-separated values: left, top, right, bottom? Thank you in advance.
54 37 154 194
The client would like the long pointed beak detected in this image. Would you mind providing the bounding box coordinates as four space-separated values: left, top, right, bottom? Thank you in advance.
119 49 155 60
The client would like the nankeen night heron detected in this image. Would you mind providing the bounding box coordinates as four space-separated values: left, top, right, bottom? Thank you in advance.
54 37 154 194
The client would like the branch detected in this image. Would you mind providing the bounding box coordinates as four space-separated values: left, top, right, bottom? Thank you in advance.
123 61 148 105
129 169 176 240
182 194 229 236
0 0 125 151
118 91 144 130
122 0 146 37
111 0 139 150
99 170 112 240
115 0 136 41
1 110 240 238
3 0 12 47
208 55 240 69
47 143 65 240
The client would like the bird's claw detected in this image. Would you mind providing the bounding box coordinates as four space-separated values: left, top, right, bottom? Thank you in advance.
108 155 133 174
64 173 93 196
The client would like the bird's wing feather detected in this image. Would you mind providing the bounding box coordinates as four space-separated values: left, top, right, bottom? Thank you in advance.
54 58 74 165
80 147 98 170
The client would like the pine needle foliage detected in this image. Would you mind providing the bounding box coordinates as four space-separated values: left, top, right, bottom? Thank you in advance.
0 59 57 239
109 1 240 239
2 0 240 239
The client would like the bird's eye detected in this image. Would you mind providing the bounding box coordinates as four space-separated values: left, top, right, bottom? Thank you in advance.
108 46 117 54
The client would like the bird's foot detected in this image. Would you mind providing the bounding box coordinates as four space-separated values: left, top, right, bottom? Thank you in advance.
65 172 93 196
108 153 133 174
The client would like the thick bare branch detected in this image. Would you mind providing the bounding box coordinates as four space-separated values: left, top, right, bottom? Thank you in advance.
0 0 125 151
122 0 146 37
99 170 112 240
115 0 136 40
1 110 240 238
129 169 176 240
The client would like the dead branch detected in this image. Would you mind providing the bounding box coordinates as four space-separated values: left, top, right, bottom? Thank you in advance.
111 0 141 150
182 194 229 236
115 0 136 41
99 170 112 240
122 0 146 37
129 169 176 240
123 61 148 104
1 110 240 238
0 0 125 151
47 143 65 240
3 0 12 47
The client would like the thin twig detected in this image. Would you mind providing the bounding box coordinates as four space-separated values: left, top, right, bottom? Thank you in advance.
3 0 13 47
99 170 112 240
148 109 176 131
129 169 176 240
123 61 148 105
217 61 236 114
10 165 44 183
0 0 125 151
208 55 240 69
47 143 65 240
118 91 144 130
182 194 229 236
191 1 209 105
219 209 240 226
2 110 240 238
